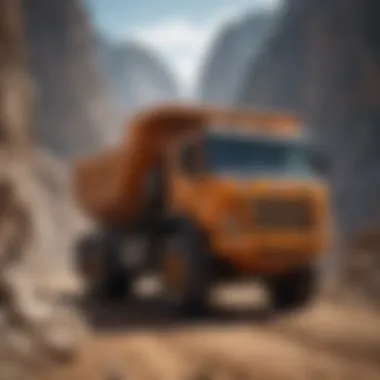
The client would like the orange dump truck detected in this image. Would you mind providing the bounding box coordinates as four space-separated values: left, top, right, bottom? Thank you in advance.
72 103 330 316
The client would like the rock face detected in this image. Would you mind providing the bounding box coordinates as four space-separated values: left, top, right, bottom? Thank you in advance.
197 10 275 106
20 0 115 158
0 1 84 377
0 0 32 153
0 0 32 287
98 39 180 142
238 0 380 301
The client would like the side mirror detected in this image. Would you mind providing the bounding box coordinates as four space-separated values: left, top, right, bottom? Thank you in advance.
307 150 330 176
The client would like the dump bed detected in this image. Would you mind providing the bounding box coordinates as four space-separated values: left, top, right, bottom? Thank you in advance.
72 104 206 225
73 147 127 223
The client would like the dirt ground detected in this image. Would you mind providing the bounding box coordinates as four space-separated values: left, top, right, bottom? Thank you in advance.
38 278 380 380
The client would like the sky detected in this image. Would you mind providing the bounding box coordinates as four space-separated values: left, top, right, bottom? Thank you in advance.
85 0 281 95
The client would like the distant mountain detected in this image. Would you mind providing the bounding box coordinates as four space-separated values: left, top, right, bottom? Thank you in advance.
98 39 180 141
197 10 276 106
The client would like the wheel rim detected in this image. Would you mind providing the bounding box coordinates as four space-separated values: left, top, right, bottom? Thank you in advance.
163 250 187 300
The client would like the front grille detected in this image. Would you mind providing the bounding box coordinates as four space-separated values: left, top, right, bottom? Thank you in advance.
254 197 314 228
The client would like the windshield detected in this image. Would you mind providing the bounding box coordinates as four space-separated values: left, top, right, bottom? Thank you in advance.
204 132 314 177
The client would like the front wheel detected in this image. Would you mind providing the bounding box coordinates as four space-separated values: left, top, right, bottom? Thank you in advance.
74 232 133 301
160 218 211 318
266 264 318 313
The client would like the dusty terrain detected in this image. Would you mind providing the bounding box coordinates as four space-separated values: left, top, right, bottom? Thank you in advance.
33 277 380 380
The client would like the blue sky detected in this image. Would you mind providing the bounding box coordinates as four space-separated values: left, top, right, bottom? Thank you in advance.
85 0 281 94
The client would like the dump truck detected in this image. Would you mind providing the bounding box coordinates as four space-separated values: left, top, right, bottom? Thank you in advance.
72 103 330 316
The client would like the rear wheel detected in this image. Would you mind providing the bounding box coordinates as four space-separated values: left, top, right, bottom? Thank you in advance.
161 218 211 318
98 266 132 301
74 232 133 301
266 264 318 312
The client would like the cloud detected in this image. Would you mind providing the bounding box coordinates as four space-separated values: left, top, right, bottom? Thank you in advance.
130 18 217 95
129 0 282 96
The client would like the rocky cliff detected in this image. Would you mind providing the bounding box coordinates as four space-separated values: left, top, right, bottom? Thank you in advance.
197 10 275 106
238 0 380 300
98 39 180 142
0 1 83 376
21 0 115 158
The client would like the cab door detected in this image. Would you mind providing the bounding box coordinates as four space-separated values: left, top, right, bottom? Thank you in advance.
166 131 207 220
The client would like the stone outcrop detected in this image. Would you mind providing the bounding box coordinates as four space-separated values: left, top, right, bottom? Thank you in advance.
0 1 84 377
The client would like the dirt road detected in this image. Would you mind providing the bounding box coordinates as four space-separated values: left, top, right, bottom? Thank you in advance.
40 279 380 380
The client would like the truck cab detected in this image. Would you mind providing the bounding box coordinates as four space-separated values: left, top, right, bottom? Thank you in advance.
167 127 329 274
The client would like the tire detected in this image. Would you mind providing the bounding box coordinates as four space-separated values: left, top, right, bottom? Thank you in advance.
74 232 133 301
98 267 132 301
161 218 211 318
267 264 318 312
